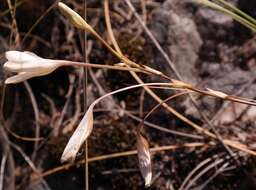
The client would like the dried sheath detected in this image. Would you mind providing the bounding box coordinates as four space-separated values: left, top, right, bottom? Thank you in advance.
136 131 152 186
61 105 94 162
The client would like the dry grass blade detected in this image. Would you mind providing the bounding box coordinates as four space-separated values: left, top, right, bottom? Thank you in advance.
179 157 212 190
24 81 40 161
33 142 207 181
21 0 58 45
123 109 203 139
136 130 152 187
61 105 94 163
182 155 235 190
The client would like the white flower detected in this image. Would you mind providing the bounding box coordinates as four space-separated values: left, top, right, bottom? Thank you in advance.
4 51 63 84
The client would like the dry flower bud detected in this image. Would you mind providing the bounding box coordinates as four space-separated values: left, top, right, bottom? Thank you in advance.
61 105 94 163
206 88 228 99
4 51 62 84
136 131 152 187
171 79 191 88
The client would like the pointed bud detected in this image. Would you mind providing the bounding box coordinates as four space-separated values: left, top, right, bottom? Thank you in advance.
136 131 152 187
58 2 92 32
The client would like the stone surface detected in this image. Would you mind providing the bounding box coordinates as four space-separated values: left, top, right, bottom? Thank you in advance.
196 8 233 26
149 0 203 84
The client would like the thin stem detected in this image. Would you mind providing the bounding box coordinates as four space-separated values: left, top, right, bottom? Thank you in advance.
21 0 59 45
179 157 212 190
91 83 173 107
84 17 169 79
58 60 148 73
138 91 191 132
83 0 89 189
24 82 40 161
33 142 207 180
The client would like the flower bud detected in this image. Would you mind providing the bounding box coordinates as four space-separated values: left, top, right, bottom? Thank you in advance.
58 2 92 32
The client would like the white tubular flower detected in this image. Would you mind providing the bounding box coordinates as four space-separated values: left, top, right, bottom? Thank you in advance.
4 51 63 84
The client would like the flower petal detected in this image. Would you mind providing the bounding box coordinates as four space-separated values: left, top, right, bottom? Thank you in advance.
5 51 41 63
4 60 59 73
61 105 94 163
5 72 36 84
4 51 62 73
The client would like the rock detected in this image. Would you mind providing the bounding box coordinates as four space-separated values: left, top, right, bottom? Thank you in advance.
149 0 203 84
201 64 254 94
196 8 233 26
198 63 256 121
194 2 236 43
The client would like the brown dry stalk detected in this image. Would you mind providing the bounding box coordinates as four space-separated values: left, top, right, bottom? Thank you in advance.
31 142 207 181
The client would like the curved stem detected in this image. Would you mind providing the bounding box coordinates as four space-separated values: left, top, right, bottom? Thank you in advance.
138 91 192 132
91 83 173 107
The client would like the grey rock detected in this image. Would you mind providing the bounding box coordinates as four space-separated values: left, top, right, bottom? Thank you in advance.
196 8 233 26
191 63 256 118
149 0 203 84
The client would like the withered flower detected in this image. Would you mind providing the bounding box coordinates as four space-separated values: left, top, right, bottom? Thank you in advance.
136 130 152 187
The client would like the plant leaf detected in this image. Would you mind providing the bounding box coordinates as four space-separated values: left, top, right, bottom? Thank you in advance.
5 72 35 84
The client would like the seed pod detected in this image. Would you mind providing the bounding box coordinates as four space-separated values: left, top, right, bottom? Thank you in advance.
136 130 152 187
